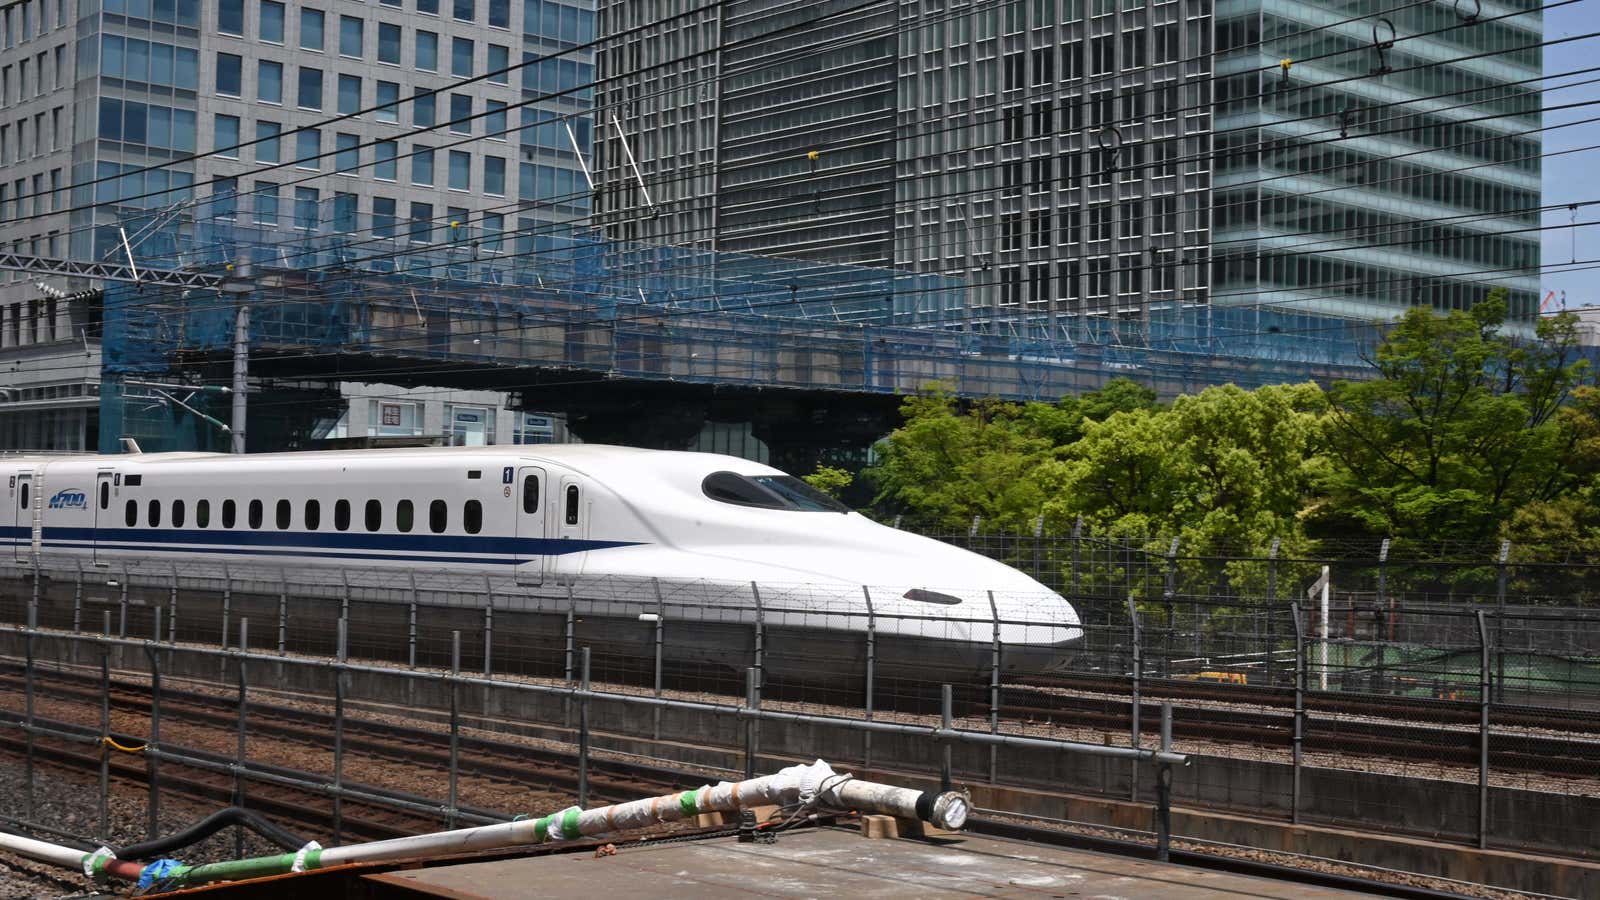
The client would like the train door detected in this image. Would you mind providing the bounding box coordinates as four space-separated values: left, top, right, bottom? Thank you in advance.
12 470 31 561
514 466 546 585
552 475 586 578
93 470 114 565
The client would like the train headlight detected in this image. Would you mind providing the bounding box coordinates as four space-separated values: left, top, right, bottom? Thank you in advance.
903 589 962 605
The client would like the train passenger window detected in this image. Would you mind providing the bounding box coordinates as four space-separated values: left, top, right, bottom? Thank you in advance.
172 500 186 528
18 482 27 509
125 499 137 527
429 499 447 534
365 499 382 532
522 476 538 514
100 482 109 510
222 500 236 529
304 500 321 531
276 499 291 530
564 485 579 525
197 500 210 528
148 499 162 527
335 499 351 531
396 500 413 533
248 500 263 529
463 499 482 534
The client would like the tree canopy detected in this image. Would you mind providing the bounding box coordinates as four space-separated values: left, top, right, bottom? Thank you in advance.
858 295 1595 554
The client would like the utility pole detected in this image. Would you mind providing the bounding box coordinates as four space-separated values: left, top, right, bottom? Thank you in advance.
221 256 254 454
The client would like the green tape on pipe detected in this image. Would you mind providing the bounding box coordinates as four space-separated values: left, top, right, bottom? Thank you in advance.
561 807 582 839
535 814 555 843
172 851 301 887
678 788 700 818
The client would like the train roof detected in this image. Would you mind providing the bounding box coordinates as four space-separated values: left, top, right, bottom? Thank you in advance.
5 445 782 475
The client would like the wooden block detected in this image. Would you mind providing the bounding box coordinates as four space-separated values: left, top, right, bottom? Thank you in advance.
746 804 779 824
895 817 957 839
859 815 899 840
695 812 725 828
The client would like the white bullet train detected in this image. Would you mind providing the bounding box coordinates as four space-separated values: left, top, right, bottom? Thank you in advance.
2 446 1082 681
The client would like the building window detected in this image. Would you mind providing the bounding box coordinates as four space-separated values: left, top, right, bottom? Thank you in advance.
488 0 507 28
300 8 324 51
412 146 434 185
337 73 360 115
375 140 397 180
217 0 243 35
255 121 281 163
487 44 508 83
257 60 283 103
514 414 554 444
378 23 400 65
446 405 492 444
298 66 323 109
295 186 319 229
483 156 504 195
376 80 400 121
409 201 433 243
260 0 284 43
413 89 435 126
335 132 358 173
482 211 503 251
416 30 438 70
214 114 239 157
295 128 320 168
418 0 437 13
451 37 472 76
485 99 506 137
339 15 363 57
448 149 470 190
448 94 470 133
334 192 356 231
212 177 237 219
373 197 397 237
215 53 242 95
453 0 473 21
254 181 279 225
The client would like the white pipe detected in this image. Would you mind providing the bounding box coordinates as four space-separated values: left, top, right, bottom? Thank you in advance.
0 829 87 869
318 759 958 869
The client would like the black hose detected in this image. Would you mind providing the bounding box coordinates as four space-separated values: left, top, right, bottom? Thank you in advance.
116 807 311 861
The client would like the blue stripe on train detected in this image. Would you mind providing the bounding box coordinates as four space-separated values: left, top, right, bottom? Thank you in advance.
38 541 523 565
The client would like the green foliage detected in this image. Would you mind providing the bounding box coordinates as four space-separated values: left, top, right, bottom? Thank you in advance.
801 465 853 501
868 296 1597 557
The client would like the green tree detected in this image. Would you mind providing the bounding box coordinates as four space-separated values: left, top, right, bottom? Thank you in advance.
801 465 853 501
1313 291 1589 543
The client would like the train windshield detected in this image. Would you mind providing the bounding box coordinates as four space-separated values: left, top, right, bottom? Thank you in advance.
702 472 849 513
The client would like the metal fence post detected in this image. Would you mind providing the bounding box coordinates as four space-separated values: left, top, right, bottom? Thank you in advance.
1290 601 1305 825
577 646 591 808
940 683 954 792
651 577 665 741
333 617 347 846
862 585 876 772
1128 595 1141 801
98 611 111 843
750 582 765 690
1476 610 1491 850
118 564 129 638
1495 541 1509 703
168 562 179 643
276 568 288 655
482 574 494 677
563 584 575 729
448 630 460 830
987 590 1001 785
1157 702 1174 863
340 570 351 634
220 563 232 650
146 605 163 841
408 570 419 668
234 618 249 859
1264 538 1279 685
1032 514 1044 582
72 558 84 633
744 666 760 780
1374 538 1390 692
1070 516 1083 609
23 596 36 823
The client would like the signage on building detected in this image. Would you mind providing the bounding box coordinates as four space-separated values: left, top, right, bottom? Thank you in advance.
381 404 403 426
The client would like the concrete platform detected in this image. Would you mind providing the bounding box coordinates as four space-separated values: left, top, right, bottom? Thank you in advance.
361 826 1380 899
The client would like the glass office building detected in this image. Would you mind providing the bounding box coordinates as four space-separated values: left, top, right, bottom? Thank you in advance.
1212 0 1542 323
0 0 596 449
597 0 1541 332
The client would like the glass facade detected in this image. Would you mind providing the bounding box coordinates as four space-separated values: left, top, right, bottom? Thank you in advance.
1212 0 1542 323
